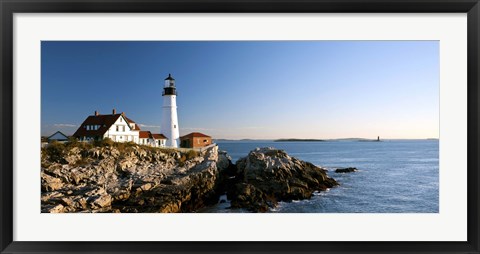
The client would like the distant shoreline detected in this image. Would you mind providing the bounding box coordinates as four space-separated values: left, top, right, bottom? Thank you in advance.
274 139 325 142
214 138 439 142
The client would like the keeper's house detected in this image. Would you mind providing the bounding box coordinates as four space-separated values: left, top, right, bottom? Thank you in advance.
180 132 212 148
73 109 167 147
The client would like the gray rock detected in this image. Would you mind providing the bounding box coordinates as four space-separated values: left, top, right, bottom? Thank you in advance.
335 167 357 173
228 147 338 212
41 144 231 213
41 173 64 191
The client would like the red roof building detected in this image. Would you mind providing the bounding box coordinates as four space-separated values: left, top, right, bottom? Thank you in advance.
138 131 167 147
179 132 212 148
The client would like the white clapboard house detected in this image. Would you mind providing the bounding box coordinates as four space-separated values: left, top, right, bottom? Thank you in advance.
139 131 167 147
73 109 167 147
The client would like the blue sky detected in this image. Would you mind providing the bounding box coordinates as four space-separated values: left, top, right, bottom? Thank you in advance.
41 41 439 139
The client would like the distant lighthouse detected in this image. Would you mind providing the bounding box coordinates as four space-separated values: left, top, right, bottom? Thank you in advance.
160 74 180 148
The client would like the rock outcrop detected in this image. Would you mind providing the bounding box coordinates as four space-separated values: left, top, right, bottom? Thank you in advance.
41 143 230 213
225 147 338 212
42 143 341 213
335 167 357 173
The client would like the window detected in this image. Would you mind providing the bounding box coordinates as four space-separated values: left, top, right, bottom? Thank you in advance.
116 125 119 132
197 139 200 144
174 125 176 128
120 118 122 122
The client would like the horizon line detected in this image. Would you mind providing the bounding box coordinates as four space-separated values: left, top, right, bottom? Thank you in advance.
213 137 439 141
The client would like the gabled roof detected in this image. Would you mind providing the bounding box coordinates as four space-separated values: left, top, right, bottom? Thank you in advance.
124 116 141 130
139 131 152 139
47 131 69 140
180 132 211 139
73 113 138 138
139 131 167 140
152 133 167 140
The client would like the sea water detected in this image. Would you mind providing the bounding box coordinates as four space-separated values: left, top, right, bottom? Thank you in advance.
202 139 439 213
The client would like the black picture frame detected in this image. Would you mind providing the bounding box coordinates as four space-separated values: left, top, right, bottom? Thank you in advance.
1 0 479 253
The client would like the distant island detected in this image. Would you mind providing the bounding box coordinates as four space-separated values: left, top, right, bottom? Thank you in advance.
274 139 325 142
274 138 382 142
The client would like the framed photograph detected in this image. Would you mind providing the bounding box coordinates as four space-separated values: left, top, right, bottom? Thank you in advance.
1 0 479 253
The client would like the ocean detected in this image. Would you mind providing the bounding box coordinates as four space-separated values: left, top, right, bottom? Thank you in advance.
201 139 439 213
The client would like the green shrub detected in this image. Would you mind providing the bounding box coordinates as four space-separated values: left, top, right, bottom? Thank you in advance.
65 136 79 148
93 138 114 147
185 150 199 160
45 141 66 163
114 141 138 152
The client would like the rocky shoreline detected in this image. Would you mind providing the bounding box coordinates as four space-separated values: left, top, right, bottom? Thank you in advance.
41 142 339 213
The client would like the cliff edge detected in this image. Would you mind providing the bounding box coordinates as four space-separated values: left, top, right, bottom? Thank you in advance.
41 142 230 213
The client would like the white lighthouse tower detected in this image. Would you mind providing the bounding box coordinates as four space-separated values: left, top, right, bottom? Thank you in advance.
160 74 180 148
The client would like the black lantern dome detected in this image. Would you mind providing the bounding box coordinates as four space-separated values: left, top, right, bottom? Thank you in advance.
163 74 177 96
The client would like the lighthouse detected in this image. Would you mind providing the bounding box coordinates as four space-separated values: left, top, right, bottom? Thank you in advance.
160 74 180 148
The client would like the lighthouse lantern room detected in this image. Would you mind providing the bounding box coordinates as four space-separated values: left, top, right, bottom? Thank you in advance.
160 73 180 148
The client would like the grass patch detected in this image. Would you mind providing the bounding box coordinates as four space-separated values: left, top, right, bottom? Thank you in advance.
185 150 199 160
42 138 202 167
44 141 66 163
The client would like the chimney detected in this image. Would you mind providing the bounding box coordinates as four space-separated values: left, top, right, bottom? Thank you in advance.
121 112 125 116
112 108 116 115
95 110 99 116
